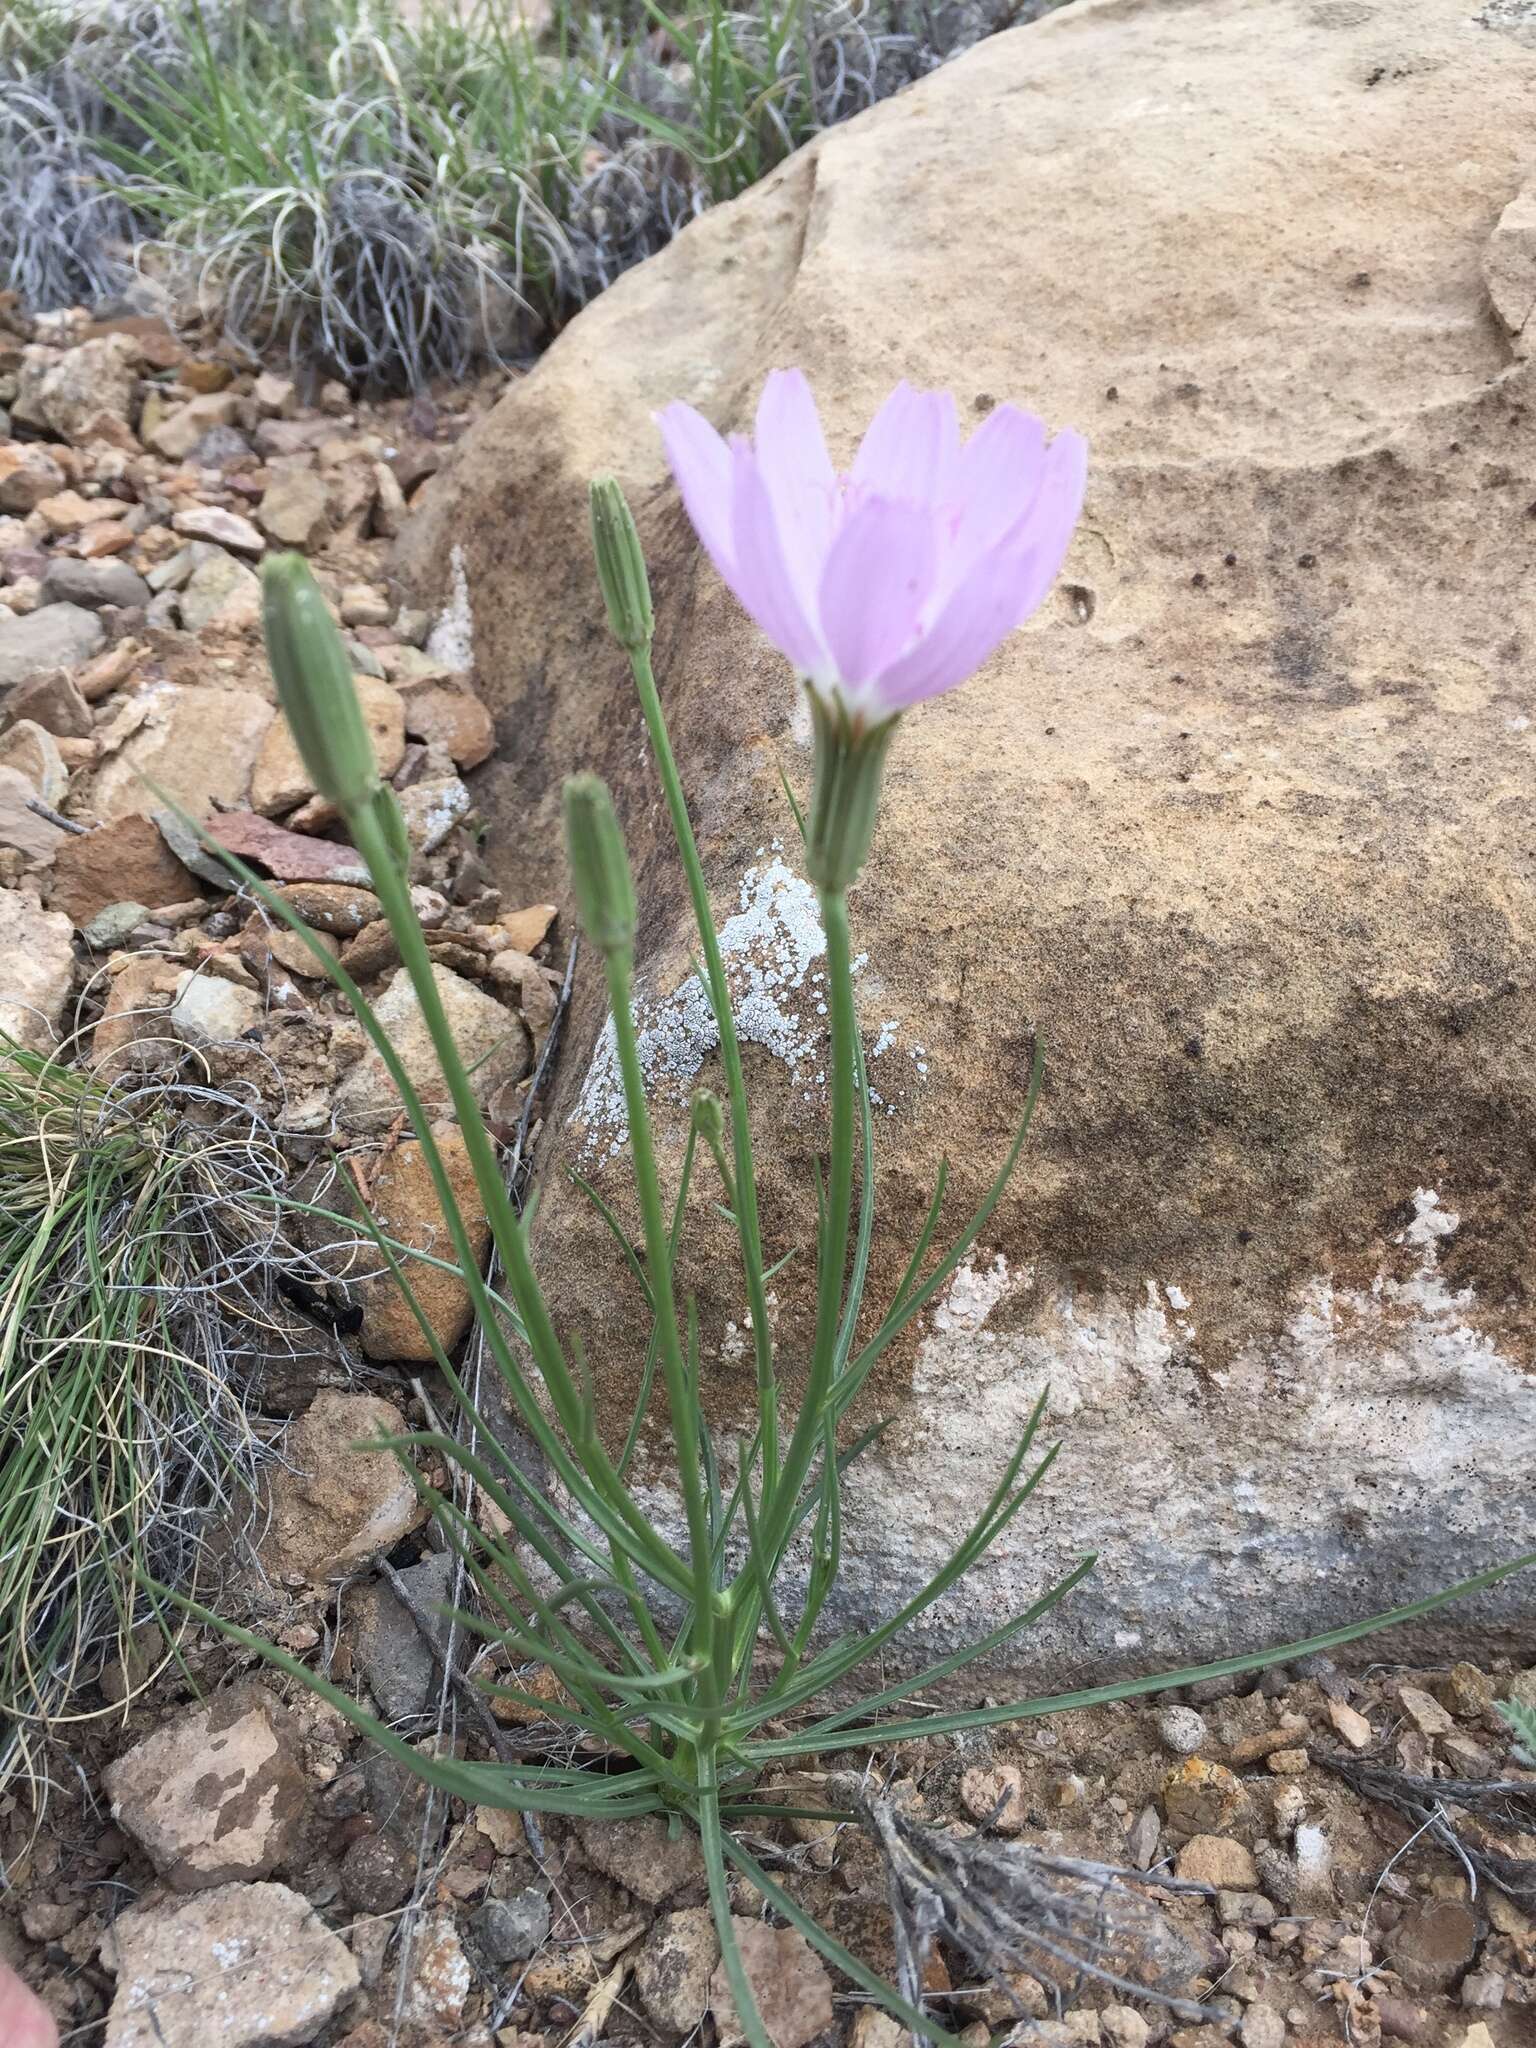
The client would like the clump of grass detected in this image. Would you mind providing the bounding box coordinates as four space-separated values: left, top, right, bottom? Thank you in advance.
0 0 206 312
0 78 140 312
0 1036 324 1806
0 0 1072 389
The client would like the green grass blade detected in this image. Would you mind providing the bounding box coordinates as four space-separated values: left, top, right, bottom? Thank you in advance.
750 1551 1536 1757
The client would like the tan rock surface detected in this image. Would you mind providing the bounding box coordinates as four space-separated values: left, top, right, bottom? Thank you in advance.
258 1389 426 1582
103 1686 306 1892
89 686 274 825
397 0 1536 1668
101 1881 358 2048
298 1124 492 1361
92 955 183 1075
49 814 195 927
0 892 74 1050
250 673 405 816
708 1917 833 2048
333 962 531 1133
13 333 139 446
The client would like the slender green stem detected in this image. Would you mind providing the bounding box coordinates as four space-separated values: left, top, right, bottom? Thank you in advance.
699 1759 775 2048
628 644 780 1500
346 799 691 1598
760 885 856 1571
602 934 720 1712
618 1123 699 1481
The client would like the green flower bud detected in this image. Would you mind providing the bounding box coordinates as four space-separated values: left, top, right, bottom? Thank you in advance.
589 477 654 651
261 553 381 816
690 1087 726 1148
563 773 636 955
803 690 899 894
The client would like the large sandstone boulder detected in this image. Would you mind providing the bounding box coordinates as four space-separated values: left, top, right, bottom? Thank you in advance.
397 0 1536 1673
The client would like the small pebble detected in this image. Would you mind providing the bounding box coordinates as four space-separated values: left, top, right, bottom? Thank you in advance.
1238 2010 1286 2048
1100 2009 1149 2048
1272 1784 1305 1836
959 1762 1025 1833
1327 1698 1373 1749
1398 1684 1453 1736
1157 1705 1209 1755
1459 1973 1504 2010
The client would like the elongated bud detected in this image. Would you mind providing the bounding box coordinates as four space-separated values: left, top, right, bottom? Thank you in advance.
803 690 899 894
262 553 380 815
589 477 654 651
690 1087 725 1148
563 773 636 955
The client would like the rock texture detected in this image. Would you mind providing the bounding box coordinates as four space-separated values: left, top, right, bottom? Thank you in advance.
250 673 405 816
298 1124 492 1360
0 893 74 1049
709 1917 834 2048
349 1549 457 1719
101 1881 358 2048
102 1687 306 1891
89 686 274 824
334 963 531 1133
0 603 105 691
258 1390 426 1582
49 814 194 928
396 0 1536 1671
635 1906 720 2034
573 1812 706 1905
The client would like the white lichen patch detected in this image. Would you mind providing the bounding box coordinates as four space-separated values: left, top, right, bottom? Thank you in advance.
860 1179 1535 1643
1400 1184 1459 1254
573 853 833 1159
932 1253 1018 1335
425 542 474 671
602 1172 1536 1677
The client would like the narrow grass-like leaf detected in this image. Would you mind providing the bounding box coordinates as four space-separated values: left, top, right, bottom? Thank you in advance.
750 1552 1536 1758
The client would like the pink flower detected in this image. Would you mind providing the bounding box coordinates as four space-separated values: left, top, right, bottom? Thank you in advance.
656 371 1086 723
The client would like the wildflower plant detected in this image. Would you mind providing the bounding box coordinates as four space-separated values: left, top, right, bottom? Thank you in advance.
197 377 1530 2042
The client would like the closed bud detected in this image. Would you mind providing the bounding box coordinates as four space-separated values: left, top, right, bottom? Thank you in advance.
690 1087 726 1148
261 553 380 815
589 477 654 651
563 773 636 955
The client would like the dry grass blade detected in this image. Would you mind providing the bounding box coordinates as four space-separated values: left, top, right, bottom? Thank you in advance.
1320 1750 1536 1905
861 1794 1209 2023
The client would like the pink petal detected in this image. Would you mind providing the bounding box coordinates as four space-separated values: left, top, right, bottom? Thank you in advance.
755 369 836 495
816 495 938 687
655 400 737 579
871 547 1035 711
873 430 1087 710
728 440 828 675
753 369 837 622
849 383 961 504
996 425 1087 583
949 404 1048 583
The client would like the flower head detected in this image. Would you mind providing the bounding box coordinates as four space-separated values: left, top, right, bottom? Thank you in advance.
261 552 381 815
656 371 1086 725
